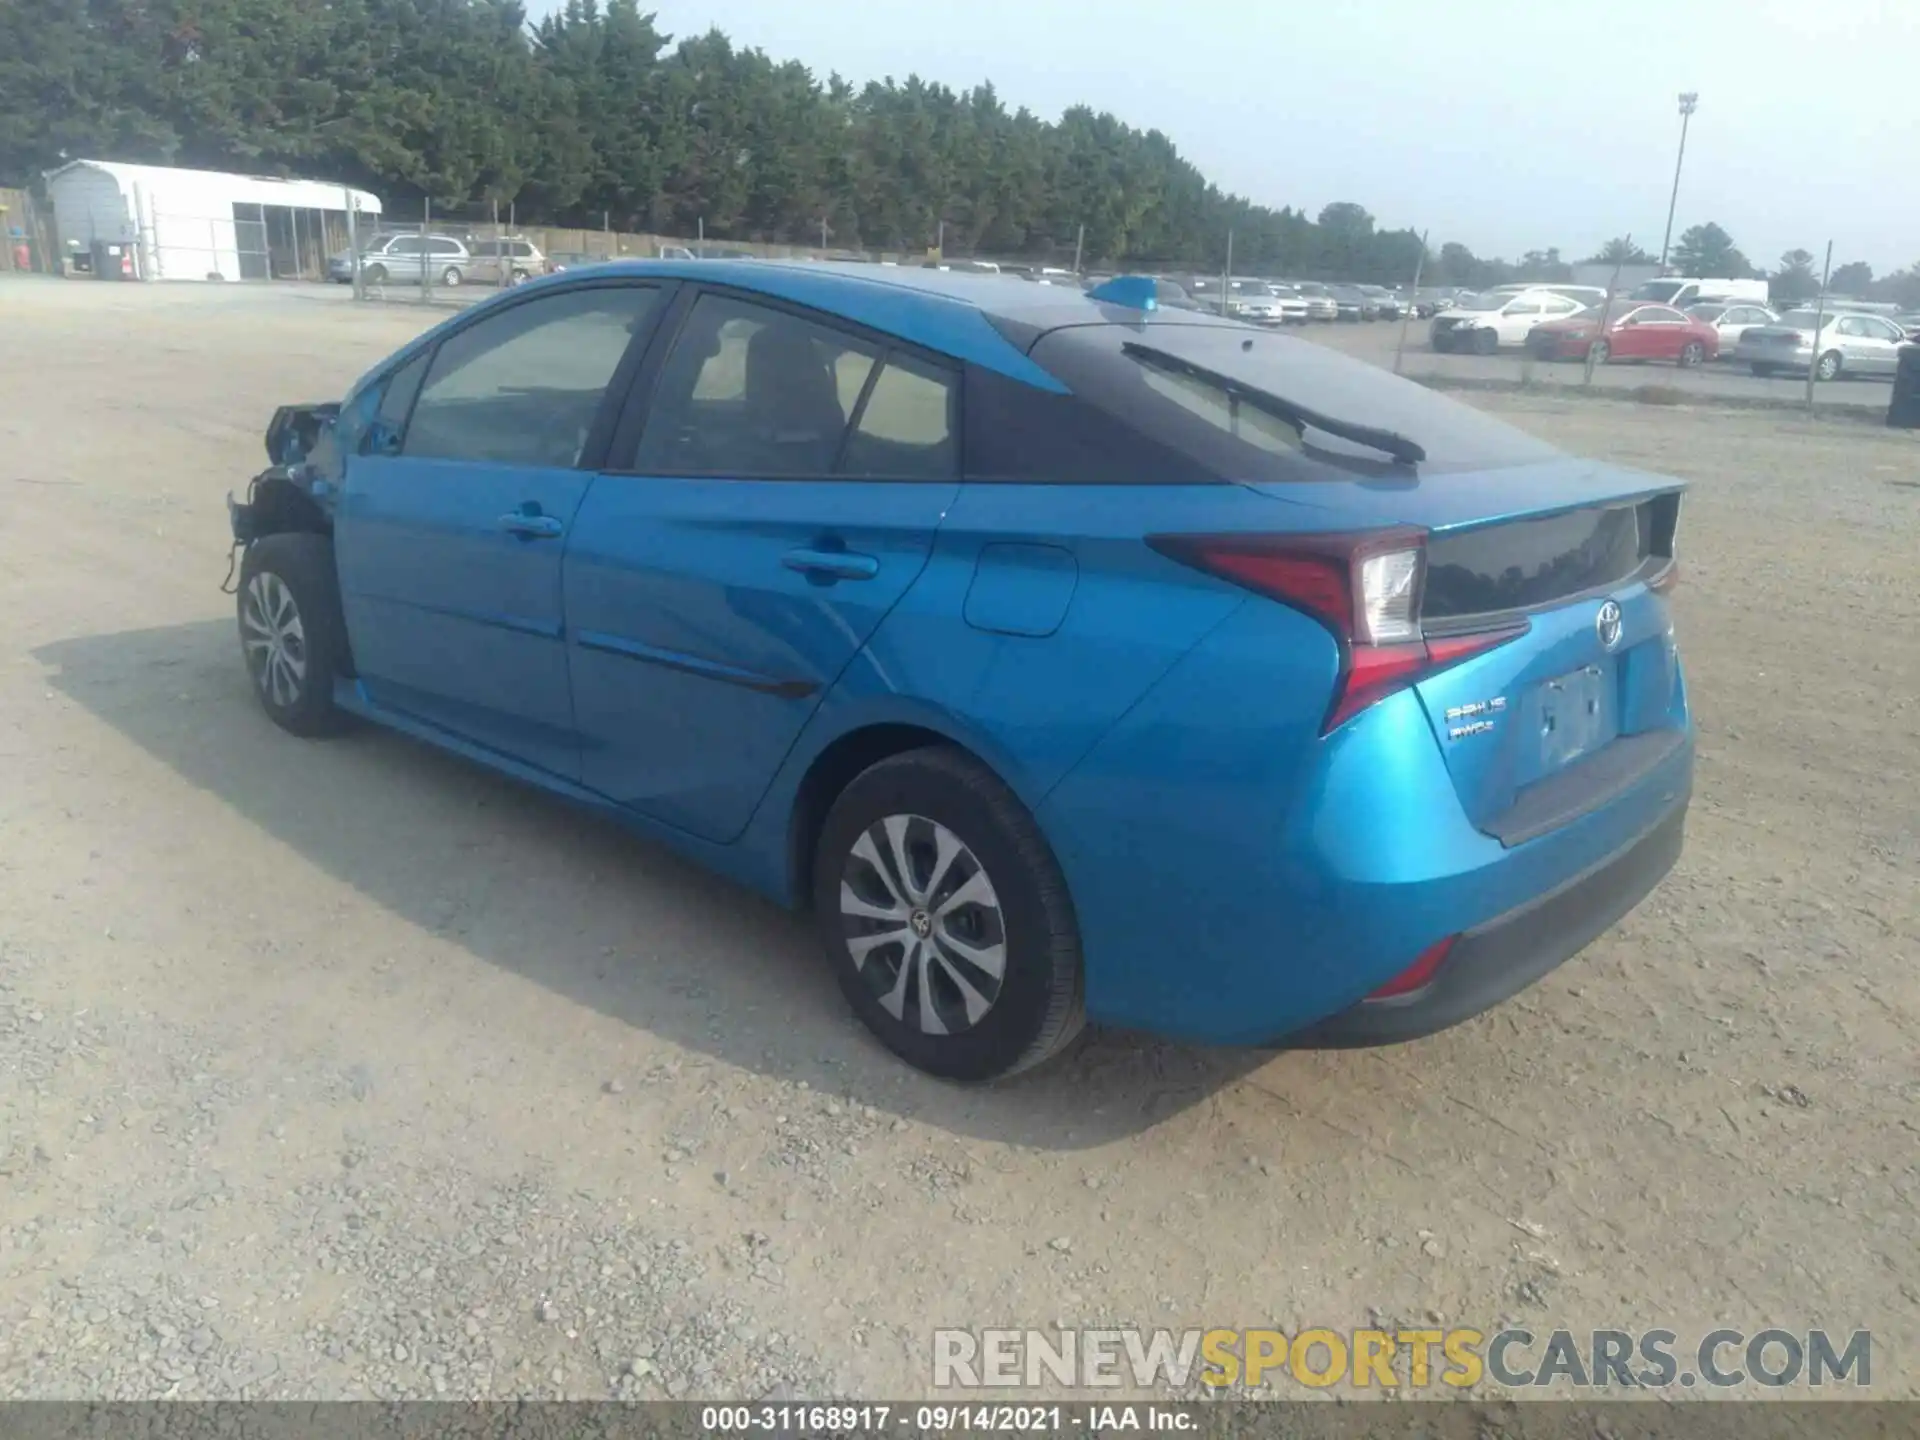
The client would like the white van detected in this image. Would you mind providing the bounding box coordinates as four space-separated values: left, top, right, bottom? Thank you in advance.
1630 276 1769 309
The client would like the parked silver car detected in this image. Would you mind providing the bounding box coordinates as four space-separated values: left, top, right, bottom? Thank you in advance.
1684 301 1778 356
1735 308 1910 381
327 232 473 287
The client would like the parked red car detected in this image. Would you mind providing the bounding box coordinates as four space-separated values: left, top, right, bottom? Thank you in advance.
1526 301 1719 366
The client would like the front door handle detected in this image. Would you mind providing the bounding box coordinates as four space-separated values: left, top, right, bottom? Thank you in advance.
782 547 879 582
499 511 563 539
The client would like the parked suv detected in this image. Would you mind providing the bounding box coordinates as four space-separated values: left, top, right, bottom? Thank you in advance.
328 233 473 287
466 236 550 286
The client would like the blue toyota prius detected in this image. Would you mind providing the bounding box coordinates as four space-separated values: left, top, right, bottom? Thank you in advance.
229 261 1692 1081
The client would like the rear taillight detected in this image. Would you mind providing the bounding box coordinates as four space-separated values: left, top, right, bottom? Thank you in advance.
1147 529 1528 733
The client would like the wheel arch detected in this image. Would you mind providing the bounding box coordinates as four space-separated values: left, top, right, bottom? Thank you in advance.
244 474 332 539
784 717 1027 913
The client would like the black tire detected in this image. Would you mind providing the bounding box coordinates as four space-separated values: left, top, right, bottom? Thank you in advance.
812 747 1085 1082
1815 350 1841 382
236 534 350 738
1431 335 1453 354
1751 362 1776 377
1678 340 1706 367
441 266 463 287
363 263 388 285
1590 339 1611 366
509 268 532 286
1472 328 1498 356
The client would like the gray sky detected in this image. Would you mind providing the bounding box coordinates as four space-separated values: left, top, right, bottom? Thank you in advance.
558 0 1920 273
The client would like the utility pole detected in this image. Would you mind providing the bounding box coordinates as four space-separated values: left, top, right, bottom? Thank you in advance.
1072 223 1085 276
1658 92 1699 272
1221 229 1233 317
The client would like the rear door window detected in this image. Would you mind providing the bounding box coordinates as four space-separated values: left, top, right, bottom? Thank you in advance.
838 353 958 480
631 294 880 476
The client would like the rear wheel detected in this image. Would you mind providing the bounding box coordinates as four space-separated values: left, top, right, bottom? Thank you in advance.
1471 328 1498 356
1815 350 1842 382
812 748 1085 1082
1678 340 1707 367
1589 339 1612 366
237 534 350 737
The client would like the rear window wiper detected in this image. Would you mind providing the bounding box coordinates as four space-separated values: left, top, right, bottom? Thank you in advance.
1121 341 1428 465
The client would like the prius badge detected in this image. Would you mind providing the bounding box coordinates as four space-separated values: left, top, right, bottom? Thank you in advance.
1596 599 1623 651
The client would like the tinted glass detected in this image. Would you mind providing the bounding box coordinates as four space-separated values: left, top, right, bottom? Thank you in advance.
429 239 463 256
840 354 958 480
387 237 423 255
1031 322 1562 477
402 286 658 468
633 294 879 476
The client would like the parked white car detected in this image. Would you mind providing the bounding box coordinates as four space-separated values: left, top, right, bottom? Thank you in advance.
1684 301 1778 355
1735 309 1911 381
1429 286 1591 353
1230 281 1310 325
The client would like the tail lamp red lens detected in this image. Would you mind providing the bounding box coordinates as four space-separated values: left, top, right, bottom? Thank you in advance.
1147 529 1528 733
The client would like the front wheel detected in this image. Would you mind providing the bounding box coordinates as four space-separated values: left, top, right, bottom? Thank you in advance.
812 748 1085 1082
1472 328 1498 356
1678 340 1707 367
237 534 350 737
509 268 532 286
440 266 463 287
1814 350 1841 382
362 263 388 285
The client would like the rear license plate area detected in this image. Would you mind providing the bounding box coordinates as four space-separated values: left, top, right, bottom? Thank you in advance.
1526 661 1619 774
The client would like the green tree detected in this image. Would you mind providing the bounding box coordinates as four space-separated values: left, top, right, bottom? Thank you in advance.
1771 248 1820 304
1585 236 1650 265
1669 222 1749 277
1826 260 1873 297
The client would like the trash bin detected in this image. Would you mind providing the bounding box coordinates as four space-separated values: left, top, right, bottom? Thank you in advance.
89 240 136 280
1892 344 1920 430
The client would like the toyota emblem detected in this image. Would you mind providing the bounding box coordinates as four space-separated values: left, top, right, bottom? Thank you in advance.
1595 599 1623 651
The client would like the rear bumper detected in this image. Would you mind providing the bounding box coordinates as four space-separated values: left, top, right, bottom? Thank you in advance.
1038 587 1693 1046
1284 796 1687 1048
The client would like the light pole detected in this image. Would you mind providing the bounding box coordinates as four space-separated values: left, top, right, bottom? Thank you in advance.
1658 91 1699 272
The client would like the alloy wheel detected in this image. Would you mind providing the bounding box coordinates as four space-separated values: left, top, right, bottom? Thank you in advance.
839 813 1007 1037
240 571 307 709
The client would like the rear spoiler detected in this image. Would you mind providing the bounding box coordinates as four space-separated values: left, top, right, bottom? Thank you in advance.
264 403 341 467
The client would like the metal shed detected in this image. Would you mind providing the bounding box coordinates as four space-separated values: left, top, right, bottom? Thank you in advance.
44 159 381 282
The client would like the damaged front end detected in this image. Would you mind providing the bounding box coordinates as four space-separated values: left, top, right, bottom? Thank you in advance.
225 402 344 587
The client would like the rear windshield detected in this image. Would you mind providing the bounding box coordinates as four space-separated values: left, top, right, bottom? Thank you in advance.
1029 322 1562 477
1633 280 1687 303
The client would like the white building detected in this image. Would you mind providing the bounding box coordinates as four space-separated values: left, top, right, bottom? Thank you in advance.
44 159 381 282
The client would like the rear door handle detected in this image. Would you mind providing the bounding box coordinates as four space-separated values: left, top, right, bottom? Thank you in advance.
499 512 563 539
782 547 879 581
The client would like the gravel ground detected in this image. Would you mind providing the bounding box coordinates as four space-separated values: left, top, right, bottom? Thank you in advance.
1 279 1916 1402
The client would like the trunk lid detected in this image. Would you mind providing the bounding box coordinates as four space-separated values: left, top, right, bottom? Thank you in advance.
1245 465 1684 837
